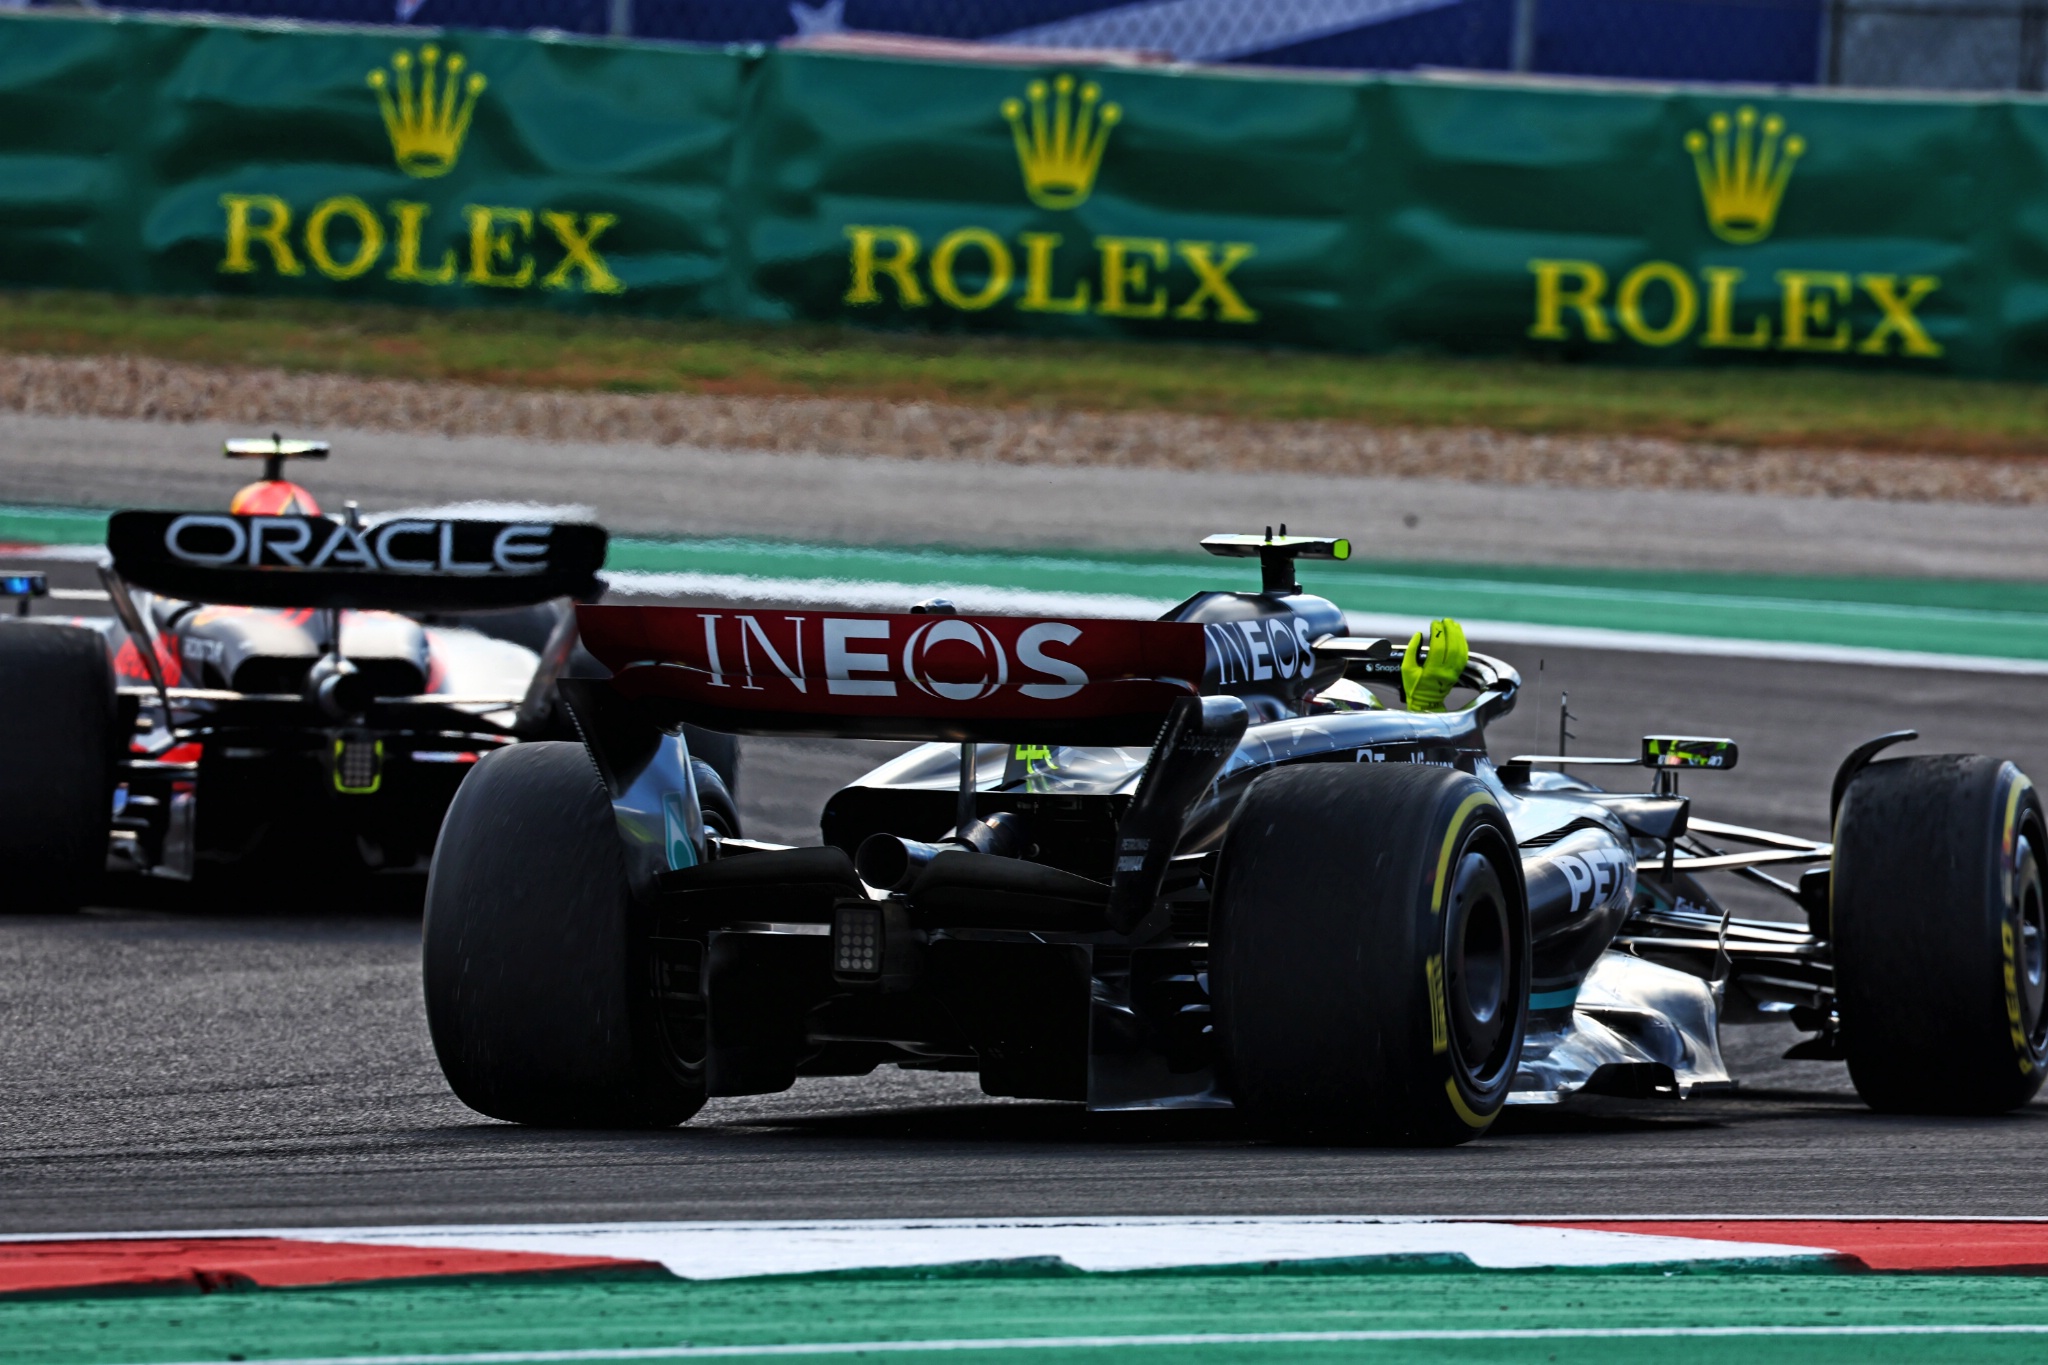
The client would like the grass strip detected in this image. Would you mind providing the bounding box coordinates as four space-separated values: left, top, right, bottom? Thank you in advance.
7 291 2048 457
9 1270 2048 1365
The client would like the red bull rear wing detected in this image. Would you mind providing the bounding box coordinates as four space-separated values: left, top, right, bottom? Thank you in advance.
108 511 607 611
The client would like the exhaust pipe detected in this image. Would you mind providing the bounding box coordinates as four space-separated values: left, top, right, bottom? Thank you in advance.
856 811 1030 893
306 654 372 719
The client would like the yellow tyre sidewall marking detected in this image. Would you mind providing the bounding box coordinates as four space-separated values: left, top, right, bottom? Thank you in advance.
1430 789 1502 1125
1426 954 1448 1056
1444 1076 1496 1130
1431 792 1492 916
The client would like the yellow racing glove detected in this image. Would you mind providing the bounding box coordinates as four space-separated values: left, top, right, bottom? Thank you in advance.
1401 618 1469 713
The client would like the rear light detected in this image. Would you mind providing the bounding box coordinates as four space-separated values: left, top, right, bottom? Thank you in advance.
410 750 480 764
831 901 924 988
333 736 384 794
833 903 883 978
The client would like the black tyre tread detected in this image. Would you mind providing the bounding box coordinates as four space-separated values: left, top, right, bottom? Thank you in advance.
0 623 114 913
422 741 702 1127
1834 753 2047 1114
692 759 741 839
1211 763 1526 1146
682 725 740 800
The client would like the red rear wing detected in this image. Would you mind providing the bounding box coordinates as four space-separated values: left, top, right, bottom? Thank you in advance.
576 605 1207 743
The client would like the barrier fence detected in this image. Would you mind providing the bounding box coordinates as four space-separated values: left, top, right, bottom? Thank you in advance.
45 0 2048 91
6 9 2048 377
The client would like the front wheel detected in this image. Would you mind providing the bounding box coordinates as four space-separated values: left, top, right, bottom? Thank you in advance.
1211 763 1530 1145
422 741 704 1127
1833 754 2048 1114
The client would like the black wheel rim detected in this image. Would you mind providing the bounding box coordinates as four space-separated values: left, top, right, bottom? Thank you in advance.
654 799 723 1084
649 933 710 1080
1444 831 1522 1091
2017 829 2047 1053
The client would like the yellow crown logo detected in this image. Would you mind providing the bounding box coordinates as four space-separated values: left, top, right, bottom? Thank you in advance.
1684 105 1804 245
1002 74 1121 211
367 45 486 179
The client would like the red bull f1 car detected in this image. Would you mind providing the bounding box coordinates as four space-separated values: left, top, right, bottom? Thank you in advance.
0 439 741 911
410 530 2047 1142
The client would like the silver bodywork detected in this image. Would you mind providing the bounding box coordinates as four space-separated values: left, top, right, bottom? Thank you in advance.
834 725 1783 1110
1512 952 1733 1103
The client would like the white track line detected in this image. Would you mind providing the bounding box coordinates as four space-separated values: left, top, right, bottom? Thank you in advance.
600 570 1172 620
0 1216 1833 1277
126 1323 2048 1365
0 542 106 562
1344 612 2048 675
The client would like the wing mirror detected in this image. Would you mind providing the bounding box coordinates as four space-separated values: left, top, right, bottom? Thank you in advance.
1642 736 1738 771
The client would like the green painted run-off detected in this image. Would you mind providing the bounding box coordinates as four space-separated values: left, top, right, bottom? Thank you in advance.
13 502 2048 661
606 535 2048 660
11 1270 2048 1365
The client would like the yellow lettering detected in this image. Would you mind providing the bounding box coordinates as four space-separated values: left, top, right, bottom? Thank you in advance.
843 226 926 307
1615 261 1698 347
1018 232 1088 314
1858 274 1943 357
1777 270 1852 352
387 201 456 285
302 196 383 281
218 194 302 277
1701 267 1770 349
540 211 624 294
1527 260 1612 342
1174 241 1259 323
929 227 1013 311
1096 236 1169 319
465 206 534 288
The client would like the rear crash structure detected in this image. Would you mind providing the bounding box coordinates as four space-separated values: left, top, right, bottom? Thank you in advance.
421 534 2048 1143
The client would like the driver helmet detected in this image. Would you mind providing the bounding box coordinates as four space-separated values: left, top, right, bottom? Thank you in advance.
230 479 321 516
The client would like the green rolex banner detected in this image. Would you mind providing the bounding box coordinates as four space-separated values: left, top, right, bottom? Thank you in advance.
726 51 1377 350
3 9 2047 377
0 12 743 311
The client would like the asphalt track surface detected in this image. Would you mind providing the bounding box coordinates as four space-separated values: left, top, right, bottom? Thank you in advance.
6 413 2048 1233
12 409 2048 579
5 627 2048 1233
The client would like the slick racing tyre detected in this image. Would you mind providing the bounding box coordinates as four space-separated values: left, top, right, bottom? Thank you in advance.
1212 764 1529 1145
0 623 115 913
1834 754 2048 1113
692 758 740 839
423 741 705 1127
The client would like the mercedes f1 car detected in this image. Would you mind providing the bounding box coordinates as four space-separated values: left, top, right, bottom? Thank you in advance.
0 439 733 912
420 532 2048 1142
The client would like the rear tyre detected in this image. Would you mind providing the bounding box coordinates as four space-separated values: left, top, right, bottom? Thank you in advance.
1834 754 2048 1114
0 624 115 913
692 758 741 838
1212 764 1529 1145
423 741 704 1127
